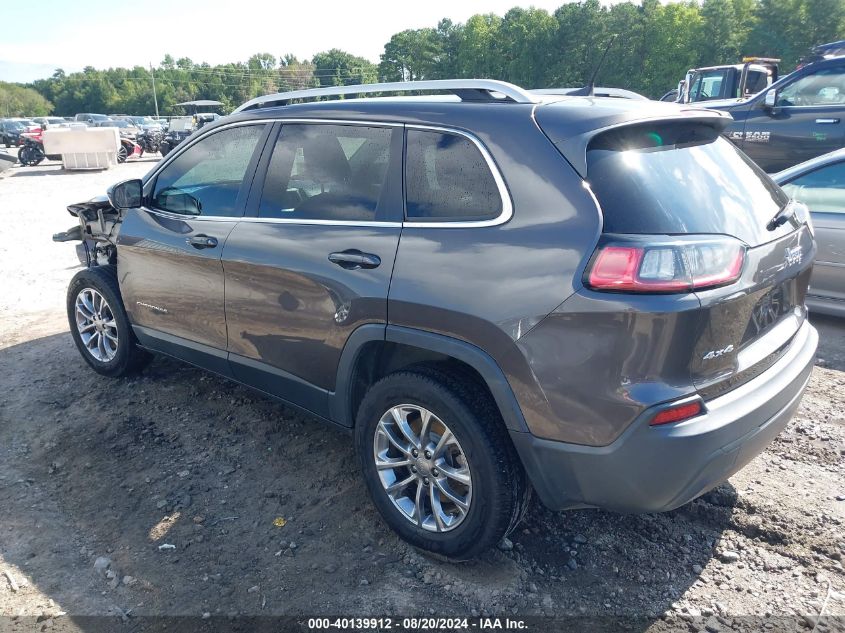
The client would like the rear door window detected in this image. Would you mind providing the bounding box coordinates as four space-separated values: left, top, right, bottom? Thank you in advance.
586 122 791 246
404 129 503 223
258 124 397 222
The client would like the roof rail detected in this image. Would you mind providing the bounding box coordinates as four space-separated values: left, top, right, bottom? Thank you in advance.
232 79 538 113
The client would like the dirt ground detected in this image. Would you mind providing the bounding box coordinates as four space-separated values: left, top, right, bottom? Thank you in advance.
0 158 843 632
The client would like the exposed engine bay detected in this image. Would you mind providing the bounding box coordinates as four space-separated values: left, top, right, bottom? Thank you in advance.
52 195 125 267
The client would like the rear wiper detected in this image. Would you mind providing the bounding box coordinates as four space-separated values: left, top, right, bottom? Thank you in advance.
767 203 796 231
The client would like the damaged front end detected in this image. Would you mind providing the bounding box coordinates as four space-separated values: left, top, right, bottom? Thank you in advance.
52 179 141 267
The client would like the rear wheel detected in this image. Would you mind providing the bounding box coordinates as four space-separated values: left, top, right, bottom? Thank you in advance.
117 145 128 163
67 266 151 377
355 369 530 559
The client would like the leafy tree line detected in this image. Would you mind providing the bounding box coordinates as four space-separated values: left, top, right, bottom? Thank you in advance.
12 0 845 116
0 82 53 117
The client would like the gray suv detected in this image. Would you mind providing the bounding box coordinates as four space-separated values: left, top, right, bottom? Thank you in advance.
57 80 818 558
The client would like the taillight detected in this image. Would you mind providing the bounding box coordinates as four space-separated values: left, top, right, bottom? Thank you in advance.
650 399 704 426
586 236 745 293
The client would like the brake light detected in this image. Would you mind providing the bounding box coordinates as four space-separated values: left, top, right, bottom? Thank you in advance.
650 400 704 426
586 237 745 293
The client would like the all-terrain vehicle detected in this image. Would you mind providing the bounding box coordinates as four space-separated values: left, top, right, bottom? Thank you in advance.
55 79 818 558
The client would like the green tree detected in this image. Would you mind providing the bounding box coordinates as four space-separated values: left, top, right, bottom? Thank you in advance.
311 49 377 87
499 7 557 87
0 82 53 116
455 13 503 78
379 29 440 81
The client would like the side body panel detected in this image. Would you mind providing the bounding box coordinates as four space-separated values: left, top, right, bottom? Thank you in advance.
221 123 404 418
809 211 845 307
223 224 402 414
387 107 602 441
118 210 237 373
740 102 845 172
714 60 845 172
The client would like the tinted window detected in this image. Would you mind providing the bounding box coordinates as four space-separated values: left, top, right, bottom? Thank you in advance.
405 130 502 222
152 124 264 216
259 124 394 221
777 67 845 106
781 161 845 215
586 122 791 246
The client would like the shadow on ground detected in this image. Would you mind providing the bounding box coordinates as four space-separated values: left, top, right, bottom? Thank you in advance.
0 330 750 629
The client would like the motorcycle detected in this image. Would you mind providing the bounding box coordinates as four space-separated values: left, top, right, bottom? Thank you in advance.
136 127 164 155
159 129 191 157
117 137 142 163
17 130 60 166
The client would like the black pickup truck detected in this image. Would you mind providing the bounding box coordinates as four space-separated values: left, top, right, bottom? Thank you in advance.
706 55 845 172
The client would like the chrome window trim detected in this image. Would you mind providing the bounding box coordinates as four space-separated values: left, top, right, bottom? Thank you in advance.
402 124 513 229
141 118 511 229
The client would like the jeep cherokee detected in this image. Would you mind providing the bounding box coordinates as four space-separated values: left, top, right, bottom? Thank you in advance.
56 80 818 558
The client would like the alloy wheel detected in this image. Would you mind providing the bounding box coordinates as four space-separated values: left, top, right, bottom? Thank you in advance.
75 287 118 362
373 404 472 532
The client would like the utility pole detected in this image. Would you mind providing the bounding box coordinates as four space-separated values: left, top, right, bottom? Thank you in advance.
150 63 159 118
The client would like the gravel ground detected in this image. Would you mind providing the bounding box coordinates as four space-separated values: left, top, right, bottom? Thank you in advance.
0 159 843 632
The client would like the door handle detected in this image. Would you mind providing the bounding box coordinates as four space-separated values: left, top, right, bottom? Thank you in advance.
815 118 840 124
186 234 218 249
328 249 381 270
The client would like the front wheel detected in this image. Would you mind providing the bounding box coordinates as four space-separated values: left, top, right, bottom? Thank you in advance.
67 266 151 377
355 369 530 559
117 145 128 163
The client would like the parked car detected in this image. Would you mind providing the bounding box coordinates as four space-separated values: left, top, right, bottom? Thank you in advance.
0 119 27 147
774 148 845 317
32 116 69 129
92 118 140 139
532 87 647 100
55 79 818 558
707 55 845 172
122 115 162 130
74 113 111 125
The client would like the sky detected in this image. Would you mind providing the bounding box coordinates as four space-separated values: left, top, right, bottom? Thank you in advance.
0 0 582 83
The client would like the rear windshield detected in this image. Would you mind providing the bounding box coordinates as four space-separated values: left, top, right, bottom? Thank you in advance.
586 122 791 246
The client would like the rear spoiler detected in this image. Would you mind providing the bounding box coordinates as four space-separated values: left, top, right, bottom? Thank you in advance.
545 109 732 178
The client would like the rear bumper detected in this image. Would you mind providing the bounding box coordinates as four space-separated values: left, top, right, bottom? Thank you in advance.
511 321 818 512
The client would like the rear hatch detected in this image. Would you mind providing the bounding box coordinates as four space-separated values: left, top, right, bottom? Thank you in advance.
544 115 815 399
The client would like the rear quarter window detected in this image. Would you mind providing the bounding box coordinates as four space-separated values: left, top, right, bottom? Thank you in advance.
405 129 503 223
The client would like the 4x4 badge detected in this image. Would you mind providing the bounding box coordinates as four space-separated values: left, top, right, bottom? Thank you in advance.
703 344 734 360
785 246 802 266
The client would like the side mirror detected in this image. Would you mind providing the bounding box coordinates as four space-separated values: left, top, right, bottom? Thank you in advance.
764 89 778 109
107 178 143 210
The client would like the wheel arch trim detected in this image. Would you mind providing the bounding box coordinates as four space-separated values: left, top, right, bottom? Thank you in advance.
330 324 529 433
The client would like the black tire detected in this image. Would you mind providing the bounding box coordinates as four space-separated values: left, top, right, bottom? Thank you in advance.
18 145 44 166
117 145 128 163
355 368 530 559
67 265 151 377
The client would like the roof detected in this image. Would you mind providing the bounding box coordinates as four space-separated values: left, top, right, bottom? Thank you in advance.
232 80 537 113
